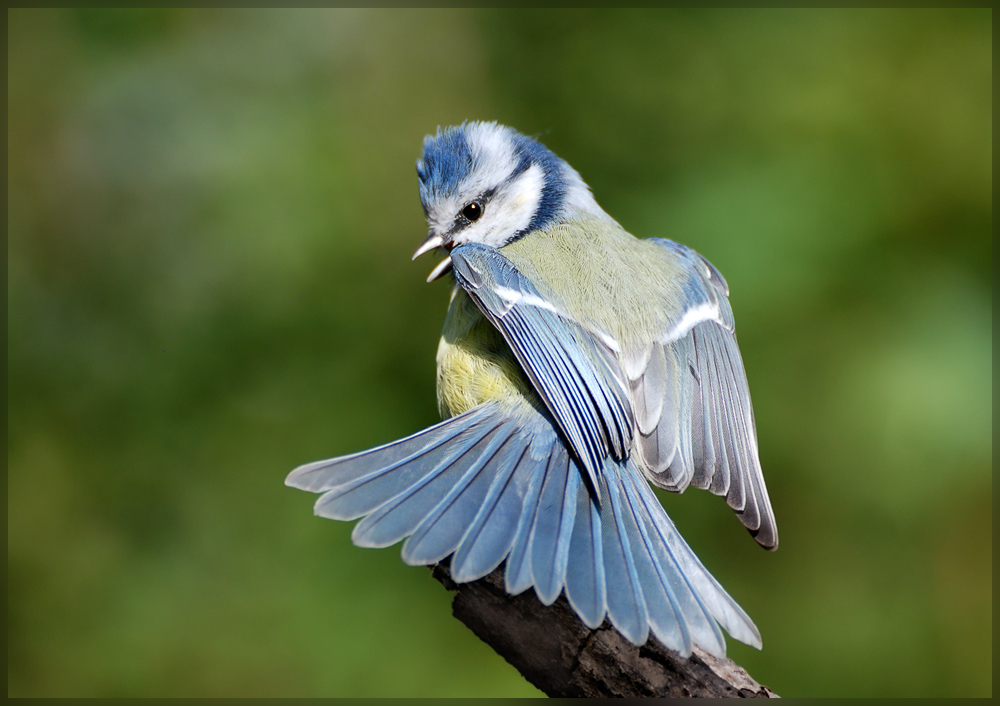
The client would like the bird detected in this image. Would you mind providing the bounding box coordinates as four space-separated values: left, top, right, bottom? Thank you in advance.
286 121 777 658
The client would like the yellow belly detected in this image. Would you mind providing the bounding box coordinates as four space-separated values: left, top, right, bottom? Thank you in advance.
435 287 541 419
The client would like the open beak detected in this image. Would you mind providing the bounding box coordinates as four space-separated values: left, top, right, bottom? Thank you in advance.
412 233 453 282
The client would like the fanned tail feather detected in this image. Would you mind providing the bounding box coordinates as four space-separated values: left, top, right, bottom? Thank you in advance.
287 401 761 656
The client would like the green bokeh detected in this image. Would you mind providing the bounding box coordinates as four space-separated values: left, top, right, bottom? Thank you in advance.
8 8 991 697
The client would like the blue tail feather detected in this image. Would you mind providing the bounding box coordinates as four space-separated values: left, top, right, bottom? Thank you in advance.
287 405 489 495
402 429 520 565
619 470 691 654
503 441 551 595
287 401 761 656
298 408 496 521
634 469 761 649
600 469 651 645
450 444 531 583
529 445 577 605
351 424 503 549
630 471 742 654
564 475 607 629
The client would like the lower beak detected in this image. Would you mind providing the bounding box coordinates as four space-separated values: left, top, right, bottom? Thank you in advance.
424 257 453 282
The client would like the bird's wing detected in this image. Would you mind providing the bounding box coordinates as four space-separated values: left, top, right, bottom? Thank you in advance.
449 242 635 499
624 239 777 549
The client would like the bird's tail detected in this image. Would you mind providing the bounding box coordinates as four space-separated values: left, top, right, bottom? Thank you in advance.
286 402 760 657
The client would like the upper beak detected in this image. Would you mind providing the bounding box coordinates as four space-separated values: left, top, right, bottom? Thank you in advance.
412 232 453 282
412 232 444 260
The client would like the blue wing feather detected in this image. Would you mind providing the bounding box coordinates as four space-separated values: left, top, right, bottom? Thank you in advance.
450 242 635 497
503 307 607 485
633 239 777 550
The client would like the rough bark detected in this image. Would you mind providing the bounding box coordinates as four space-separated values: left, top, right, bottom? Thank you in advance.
431 562 779 698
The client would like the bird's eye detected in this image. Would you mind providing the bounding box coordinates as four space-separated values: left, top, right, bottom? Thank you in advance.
462 201 484 222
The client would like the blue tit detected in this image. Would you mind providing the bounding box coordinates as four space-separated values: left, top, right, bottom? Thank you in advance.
287 121 777 657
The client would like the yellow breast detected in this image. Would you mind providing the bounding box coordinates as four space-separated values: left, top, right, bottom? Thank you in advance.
435 287 541 419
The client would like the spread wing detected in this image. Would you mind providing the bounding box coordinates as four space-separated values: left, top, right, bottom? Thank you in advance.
448 240 776 550
625 239 777 549
449 242 634 499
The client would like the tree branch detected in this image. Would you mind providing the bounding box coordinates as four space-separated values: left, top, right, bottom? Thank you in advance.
431 562 778 698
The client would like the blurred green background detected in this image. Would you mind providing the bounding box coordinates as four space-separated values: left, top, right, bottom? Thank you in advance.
8 8 991 698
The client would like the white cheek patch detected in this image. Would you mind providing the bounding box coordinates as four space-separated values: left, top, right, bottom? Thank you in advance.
475 163 545 248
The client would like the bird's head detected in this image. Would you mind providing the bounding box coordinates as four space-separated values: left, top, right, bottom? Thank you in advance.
413 121 608 281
